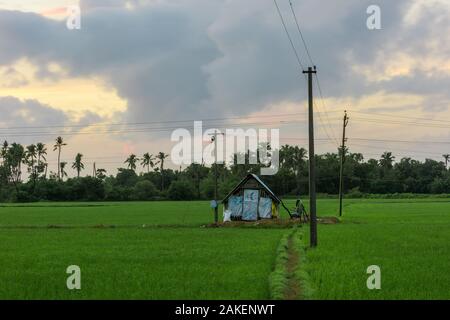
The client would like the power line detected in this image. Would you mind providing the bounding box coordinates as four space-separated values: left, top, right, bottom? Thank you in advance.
349 137 450 145
313 100 340 147
313 76 340 144
273 0 305 69
351 116 450 129
0 112 317 131
348 110 450 123
286 0 340 146
187 135 450 145
288 0 314 66
0 119 326 138
285 0 340 146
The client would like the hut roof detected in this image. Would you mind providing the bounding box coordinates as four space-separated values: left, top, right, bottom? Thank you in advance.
222 173 281 204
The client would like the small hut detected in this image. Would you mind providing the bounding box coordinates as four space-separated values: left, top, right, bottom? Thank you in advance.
222 174 280 221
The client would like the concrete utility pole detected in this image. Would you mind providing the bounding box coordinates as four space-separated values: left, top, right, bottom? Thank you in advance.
210 131 224 224
303 66 317 247
339 111 349 217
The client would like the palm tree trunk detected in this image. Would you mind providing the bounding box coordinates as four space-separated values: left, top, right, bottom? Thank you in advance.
161 163 164 191
57 147 61 180
197 173 200 199
32 158 37 193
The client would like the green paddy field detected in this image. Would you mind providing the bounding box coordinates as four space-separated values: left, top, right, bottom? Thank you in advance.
0 199 449 299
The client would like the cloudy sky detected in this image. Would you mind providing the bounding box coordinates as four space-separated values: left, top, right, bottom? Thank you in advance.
0 0 449 176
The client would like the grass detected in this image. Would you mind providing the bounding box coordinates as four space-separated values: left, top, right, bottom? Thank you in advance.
0 199 449 299
0 227 285 299
0 201 212 227
300 198 450 299
0 201 290 299
268 229 291 300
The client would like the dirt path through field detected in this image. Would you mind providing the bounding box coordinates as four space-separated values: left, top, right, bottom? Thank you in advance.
284 233 301 300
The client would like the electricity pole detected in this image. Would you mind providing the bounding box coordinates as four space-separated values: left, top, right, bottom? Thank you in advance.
210 131 224 225
303 66 317 247
339 111 349 217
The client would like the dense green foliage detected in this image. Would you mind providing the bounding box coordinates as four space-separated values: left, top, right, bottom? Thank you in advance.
1 139 449 202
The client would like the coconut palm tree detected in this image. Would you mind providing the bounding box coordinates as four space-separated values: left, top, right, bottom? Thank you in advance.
443 154 450 169
36 142 47 177
72 153 84 178
293 147 308 168
124 154 139 171
292 146 308 194
141 152 156 173
53 136 67 180
60 161 68 180
25 144 38 189
380 152 395 170
156 152 169 191
25 144 37 173
96 168 107 180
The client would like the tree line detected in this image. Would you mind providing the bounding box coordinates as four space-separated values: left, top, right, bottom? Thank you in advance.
0 137 449 202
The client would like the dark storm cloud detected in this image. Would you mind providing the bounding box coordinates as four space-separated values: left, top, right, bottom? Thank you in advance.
0 97 109 145
0 96 68 127
0 0 448 126
0 1 221 122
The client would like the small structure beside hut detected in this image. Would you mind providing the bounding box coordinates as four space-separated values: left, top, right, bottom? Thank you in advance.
222 174 281 221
